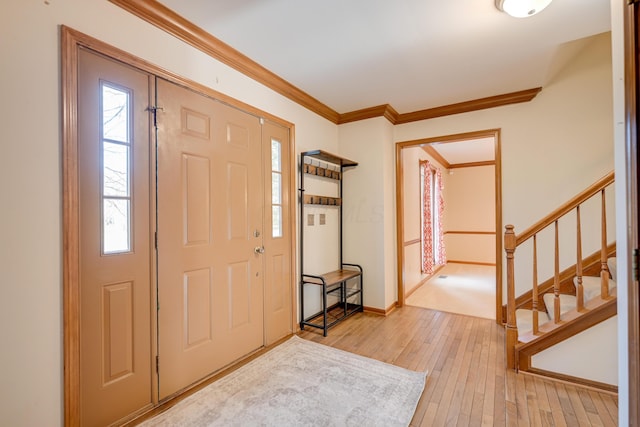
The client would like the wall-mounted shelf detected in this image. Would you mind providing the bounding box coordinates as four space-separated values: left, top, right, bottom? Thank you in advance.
303 195 341 206
303 163 341 180
301 150 358 167
299 150 362 336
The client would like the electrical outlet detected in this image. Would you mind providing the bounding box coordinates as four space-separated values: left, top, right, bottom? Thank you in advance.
307 214 314 226
319 214 326 225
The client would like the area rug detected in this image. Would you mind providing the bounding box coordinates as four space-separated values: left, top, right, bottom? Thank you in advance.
141 336 427 426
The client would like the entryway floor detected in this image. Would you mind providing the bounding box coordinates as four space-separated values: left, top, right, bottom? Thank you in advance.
405 263 495 320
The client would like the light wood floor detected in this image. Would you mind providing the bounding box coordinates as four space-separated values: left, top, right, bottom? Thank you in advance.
406 263 496 320
298 306 618 426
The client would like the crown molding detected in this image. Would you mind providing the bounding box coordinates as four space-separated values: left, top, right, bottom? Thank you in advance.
109 0 541 126
393 87 542 124
336 88 541 125
109 0 340 123
422 145 450 168
337 104 399 124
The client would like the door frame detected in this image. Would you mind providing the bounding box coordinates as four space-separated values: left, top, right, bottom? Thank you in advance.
624 1 640 423
61 26 297 426
394 129 503 322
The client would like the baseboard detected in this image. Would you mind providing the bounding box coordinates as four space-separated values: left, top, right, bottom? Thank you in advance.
405 264 446 299
523 367 618 395
364 302 398 316
404 276 429 299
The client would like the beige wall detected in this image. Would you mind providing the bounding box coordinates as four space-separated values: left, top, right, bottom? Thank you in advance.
0 1 627 424
444 165 495 264
338 118 396 310
532 316 618 386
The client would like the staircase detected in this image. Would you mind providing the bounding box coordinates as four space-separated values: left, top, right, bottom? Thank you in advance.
516 257 616 332
504 172 617 389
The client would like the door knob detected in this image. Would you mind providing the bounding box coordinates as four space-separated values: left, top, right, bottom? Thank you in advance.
254 246 265 254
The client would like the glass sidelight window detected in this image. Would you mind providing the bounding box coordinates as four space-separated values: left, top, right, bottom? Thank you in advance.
101 82 132 254
271 139 283 238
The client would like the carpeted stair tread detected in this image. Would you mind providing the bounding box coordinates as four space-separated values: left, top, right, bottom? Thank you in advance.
542 293 577 323
516 308 550 335
572 256 617 301
573 275 617 301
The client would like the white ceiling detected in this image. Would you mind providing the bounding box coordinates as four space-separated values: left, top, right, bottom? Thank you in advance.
158 0 611 114
431 137 496 166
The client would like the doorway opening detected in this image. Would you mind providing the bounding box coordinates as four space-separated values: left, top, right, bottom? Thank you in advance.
395 129 503 322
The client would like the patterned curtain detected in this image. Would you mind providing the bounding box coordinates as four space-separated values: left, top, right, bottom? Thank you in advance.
420 160 434 274
421 161 446 274
435 168 447 265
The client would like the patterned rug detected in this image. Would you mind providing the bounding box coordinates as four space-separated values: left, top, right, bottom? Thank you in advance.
141 336 427 426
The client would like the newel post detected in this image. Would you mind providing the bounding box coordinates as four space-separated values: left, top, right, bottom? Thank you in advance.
504 224 518 370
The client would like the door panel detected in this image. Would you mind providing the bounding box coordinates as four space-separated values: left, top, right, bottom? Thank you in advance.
77 49 153 426
229 261 251 327
228 162 250 239
183 268 212 349
183 154 211 245
156 79 264 399
102 281 134 384
262 121 293 345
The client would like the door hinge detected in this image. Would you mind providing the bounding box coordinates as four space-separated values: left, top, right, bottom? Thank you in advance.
154 231 158 249
633 249 639 282
156 355 159 374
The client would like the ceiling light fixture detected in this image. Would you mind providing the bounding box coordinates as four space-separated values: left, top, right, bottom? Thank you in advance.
495 0 552 18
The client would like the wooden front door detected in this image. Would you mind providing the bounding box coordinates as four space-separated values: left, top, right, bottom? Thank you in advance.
71 37 294 424
77 49 153 426
156 79 265 399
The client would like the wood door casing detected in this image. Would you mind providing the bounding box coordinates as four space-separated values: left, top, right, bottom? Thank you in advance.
77 49 153 426
156 79 264 399
628 2 640 423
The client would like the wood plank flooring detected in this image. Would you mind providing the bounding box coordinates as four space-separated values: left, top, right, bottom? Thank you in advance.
298 306 618 426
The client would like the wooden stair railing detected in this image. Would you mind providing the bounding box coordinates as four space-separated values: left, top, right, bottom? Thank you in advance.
504 171 615 370
505 243 616 314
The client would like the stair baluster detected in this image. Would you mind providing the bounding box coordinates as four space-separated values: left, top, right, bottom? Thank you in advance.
532 234 539 335
600 189 610 299
554 220 561 323
503 171 615 373
504 224 517 370
576 206 584 311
